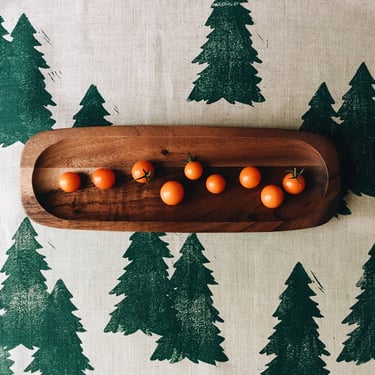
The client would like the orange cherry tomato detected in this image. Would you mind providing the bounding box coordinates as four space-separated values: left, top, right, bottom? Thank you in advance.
239 166 261 189
205 174 226 194
132 160 154 184
92 168 116 189
58 171 81 192
282 168 306 195
160 180 184 206
261 185 284 208
184 161 204 180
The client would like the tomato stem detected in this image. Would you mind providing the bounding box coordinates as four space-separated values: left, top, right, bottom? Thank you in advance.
135 169 153 185
186 153 197 163
285 168 304 183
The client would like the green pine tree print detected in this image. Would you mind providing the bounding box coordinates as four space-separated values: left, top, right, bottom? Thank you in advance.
0 217 50 350
0 16 8 54
188 0 264 105
73 84 112 127
300 82 351 216
105 232 174 336
0 14 55 147
336 62 375 197
260 262 330 375
0 16 16 147
0 347 13 375
25 279 94 374
337 244 375 364
300 82 338 137
151 233 228 365
0 317 14 375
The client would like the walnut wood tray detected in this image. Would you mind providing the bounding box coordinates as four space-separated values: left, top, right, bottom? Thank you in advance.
21 125 340 232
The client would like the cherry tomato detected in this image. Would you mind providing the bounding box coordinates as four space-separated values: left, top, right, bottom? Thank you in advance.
58 171 81 192
92 168 116 189
132 160 154 184
282 168 306 195
160 180 184 205
205 174 226 194
261 185 284 208
239 166 261 189
184 161 203 180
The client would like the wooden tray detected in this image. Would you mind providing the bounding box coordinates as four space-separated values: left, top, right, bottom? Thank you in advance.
21 125 340 232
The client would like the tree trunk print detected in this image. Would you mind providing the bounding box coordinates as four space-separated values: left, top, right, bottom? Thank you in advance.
151 233 228 365
188 0 264 105
0 217 50 350
25 279 94 374
260 262 330 375
73 84 112 127
105 232 174 336
337 243 375 364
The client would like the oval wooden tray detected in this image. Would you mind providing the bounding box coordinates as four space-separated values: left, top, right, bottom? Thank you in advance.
21 125 340 232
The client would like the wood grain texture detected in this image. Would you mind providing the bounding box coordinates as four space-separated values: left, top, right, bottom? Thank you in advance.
20 125 340 232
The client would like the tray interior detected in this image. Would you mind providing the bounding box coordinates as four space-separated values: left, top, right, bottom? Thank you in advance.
21 126 340 232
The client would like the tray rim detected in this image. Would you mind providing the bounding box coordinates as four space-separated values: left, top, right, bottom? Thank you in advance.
20 125 340 232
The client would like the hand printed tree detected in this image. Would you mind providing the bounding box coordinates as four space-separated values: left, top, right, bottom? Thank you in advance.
0 16 16 147
300 82 351 215
105 232 174 336
151 233 228 365
260 262 330 375
337 243 375 364
0 16 8 54
25 279 94 374
0 348 13 375
300 82 338 137
0 16 10 78
336 62 375 196
73 84 112 127
0 317 14 375
0 14 55 146
0 217 50 349
188 0 264 105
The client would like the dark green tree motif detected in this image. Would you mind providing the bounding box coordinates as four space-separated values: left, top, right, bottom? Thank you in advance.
0 217 50 349
73 84 112 127
260 262 330 375
25 279 94 374
300 82 351 215
336 62 375 197
300 82 338 137
0 317 14 375
151 233 228 365
105 232 174 336
0 16 10 74
0 15 16 147
0 16 8 54
0 14 55 146
0 347 13 375
188 0 264 105
337 243 375 364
